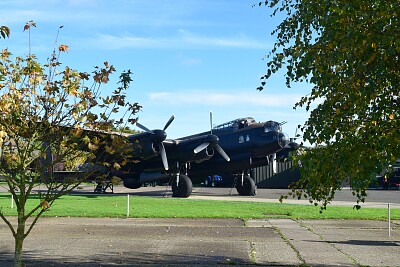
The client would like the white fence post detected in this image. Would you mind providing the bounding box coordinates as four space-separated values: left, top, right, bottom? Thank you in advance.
127 194 130 218
388 203 391 238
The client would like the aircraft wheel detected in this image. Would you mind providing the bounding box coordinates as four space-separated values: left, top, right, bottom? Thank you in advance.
236 175 256 196
123 178 142 189
204 179 209 187
172 174 193 198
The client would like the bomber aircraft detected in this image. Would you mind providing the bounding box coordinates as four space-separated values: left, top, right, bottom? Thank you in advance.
113 115 297 197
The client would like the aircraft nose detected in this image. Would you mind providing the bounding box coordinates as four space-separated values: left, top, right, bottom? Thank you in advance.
277 132 289 148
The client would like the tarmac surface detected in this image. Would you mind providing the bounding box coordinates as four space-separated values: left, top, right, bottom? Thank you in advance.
1 186 400 266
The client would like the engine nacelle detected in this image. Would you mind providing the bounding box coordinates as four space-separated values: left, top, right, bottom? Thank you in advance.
193 147 214 163
139 143 158 160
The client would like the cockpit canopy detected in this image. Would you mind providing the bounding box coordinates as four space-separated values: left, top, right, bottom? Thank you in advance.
264 121 282 133
212 117 283 133
213 117 256 131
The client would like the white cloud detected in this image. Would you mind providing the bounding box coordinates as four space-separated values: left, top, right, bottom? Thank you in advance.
89 29 269 50
178 29 269 49
91 34 178 49
148 91 303 107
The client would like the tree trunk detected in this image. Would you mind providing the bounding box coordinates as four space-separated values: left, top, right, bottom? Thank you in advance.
14 210 26 267
14 235 24 267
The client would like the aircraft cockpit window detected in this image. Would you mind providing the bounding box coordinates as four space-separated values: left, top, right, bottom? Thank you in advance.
238 118 256 129
246 118 256 125
264 121 282 133
214 117 255 131
213 120 236 131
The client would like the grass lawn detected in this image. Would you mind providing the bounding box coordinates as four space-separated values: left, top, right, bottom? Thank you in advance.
1 193 399 220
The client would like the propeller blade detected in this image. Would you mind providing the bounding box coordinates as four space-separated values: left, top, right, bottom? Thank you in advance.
163 115 175 131
272 153 277 174
215 144 230 162
194 142 210 154
210 110 213 135
159 143 169 170
136 122 152 133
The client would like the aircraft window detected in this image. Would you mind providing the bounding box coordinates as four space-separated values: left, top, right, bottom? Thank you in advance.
213 121 237 131
246 118 256 125
264 121 281 132
213 117 255 131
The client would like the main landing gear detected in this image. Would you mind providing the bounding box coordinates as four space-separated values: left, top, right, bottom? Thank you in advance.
171 174 193 198
232 173 257 196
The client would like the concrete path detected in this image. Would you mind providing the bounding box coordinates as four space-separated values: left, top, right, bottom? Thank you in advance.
1 217 399 266
1 186 400 266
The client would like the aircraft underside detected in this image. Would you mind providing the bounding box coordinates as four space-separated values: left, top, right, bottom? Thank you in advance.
121 162 258 198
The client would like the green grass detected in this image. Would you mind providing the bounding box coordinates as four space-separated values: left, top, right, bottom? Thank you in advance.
0 193 400 220
1 193 399 220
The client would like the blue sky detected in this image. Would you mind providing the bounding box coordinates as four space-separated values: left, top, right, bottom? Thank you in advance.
0 0 312 140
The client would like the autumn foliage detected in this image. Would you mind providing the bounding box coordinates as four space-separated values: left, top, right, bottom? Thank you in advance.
258 0 400 208
0 23 140 266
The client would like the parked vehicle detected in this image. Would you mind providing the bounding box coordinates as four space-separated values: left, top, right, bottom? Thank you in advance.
204 175 223 187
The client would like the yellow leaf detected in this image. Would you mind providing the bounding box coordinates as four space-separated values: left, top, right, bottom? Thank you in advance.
82 135 90 144
111 176 121 185
40 200 50 209
88 143 99 151
0 130 7 138
113 162 121 170
58 44 69 52
105 145 114 154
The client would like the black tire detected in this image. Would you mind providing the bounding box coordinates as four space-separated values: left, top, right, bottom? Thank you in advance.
235 175 256 196
172 174 193 198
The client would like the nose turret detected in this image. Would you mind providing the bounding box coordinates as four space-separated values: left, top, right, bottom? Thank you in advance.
277 132 289 148
263 120 282 133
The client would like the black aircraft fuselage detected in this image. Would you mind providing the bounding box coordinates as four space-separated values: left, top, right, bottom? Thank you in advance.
118 116 297 197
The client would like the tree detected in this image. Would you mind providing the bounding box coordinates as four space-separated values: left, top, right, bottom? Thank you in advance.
0 23 141 266
257 0 400 208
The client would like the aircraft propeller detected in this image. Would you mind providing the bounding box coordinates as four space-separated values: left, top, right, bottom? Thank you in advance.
135 115 175 170
193 111 230 162
193 135 230 162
